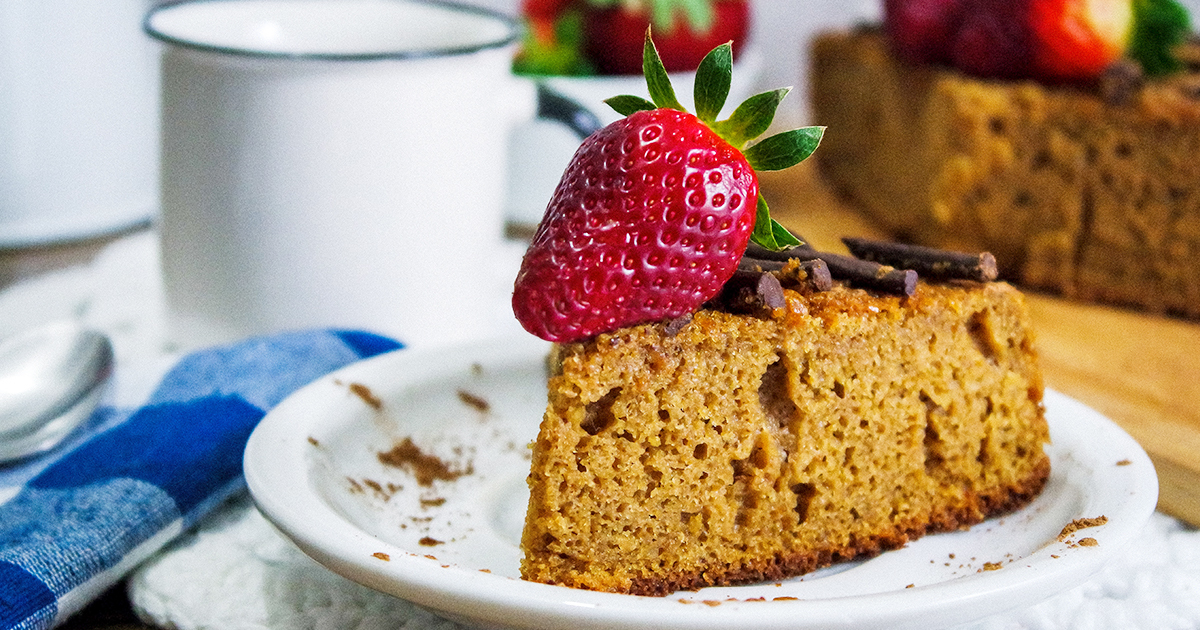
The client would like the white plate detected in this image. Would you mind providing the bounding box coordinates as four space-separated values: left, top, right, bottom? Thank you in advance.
245 335 1158 630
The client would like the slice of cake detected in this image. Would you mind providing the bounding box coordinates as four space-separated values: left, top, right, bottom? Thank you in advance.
810 21 1200 318
512 32 1049 596
520 246 1049 595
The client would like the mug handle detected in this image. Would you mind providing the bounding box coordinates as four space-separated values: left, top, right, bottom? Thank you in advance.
534 83 603 140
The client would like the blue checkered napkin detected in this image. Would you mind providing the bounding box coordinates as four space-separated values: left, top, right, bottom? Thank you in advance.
0 329 402 630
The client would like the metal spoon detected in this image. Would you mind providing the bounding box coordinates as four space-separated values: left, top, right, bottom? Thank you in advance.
0 321 114 464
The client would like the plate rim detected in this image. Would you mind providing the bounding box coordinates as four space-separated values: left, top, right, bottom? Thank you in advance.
245 335 1159 630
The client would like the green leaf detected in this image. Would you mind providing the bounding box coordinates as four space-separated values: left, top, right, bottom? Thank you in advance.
750 195 803 251
643 29 684 111
606 94 658 116
711 88 789 148
1129 0 1191 76
744 126 826 172
694 42 732 123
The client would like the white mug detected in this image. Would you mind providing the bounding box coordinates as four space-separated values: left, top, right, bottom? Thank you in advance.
145 0 591 349
0 0 159 248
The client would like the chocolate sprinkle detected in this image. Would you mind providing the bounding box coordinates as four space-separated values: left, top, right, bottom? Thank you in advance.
842 236 998 282
739 235 997 297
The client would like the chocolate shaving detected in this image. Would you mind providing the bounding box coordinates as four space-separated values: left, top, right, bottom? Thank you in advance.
746 242 917 296
664 313 693 336
739 257 832 292
719 270 786 311
841 237 998 282
1100 59 1144 106
793 258 833 291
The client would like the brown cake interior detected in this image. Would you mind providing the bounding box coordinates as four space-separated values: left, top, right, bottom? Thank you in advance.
521 280 1049 595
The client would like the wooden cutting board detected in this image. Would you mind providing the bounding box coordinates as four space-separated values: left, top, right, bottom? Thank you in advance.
762 166 1200 526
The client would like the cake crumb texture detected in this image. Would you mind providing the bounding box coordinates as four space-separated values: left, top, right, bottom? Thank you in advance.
811 29 1200 318
520 281 1049 595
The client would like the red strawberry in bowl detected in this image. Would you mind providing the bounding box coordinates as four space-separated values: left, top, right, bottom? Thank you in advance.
884 0 1190 81
513 0 751 76
884 0 965 64
582 0 751 74
512 31 823 343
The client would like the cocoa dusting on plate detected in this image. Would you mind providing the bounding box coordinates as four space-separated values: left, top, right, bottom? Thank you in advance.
1116 459 1132 466
348 382 383 409
420 497 447 508
378 437 474 486
1058 516 1108 540
346 477 402 500
457 390 490 413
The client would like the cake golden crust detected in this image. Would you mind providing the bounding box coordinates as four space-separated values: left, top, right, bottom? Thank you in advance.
811 29 1200 318
521 280 1049 595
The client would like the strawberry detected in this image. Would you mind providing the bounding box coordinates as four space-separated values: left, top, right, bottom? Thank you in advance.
1028 0 1133 80
1029 0 1191 80
581 0 751 74
950 0 1034 79
884 0 965 64
884 0 1190 81
512 32 824 342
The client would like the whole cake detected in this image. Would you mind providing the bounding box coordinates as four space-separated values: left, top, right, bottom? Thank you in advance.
513 34 1050 595
810 1 1198 317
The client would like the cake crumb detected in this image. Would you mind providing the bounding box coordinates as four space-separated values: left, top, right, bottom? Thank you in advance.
348 382 383 409
1058 516 1108 540
1116 459 1132 466
372 552 390 561
981 562 1003 571
457 389 490 413
419 537 443 547
1077 537 1099 547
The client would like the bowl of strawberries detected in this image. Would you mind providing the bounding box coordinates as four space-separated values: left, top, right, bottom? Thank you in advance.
505 0 763 230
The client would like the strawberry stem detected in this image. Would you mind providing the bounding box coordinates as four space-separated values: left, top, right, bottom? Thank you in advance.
744 127 826 172
1129 0 1191 76
694 42 732 123
712 88 789 148
752 196 803 250
643 29 685 110
604 30 825 251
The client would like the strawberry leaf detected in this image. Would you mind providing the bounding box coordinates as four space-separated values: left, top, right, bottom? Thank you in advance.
744 126 826 172
750 195 803 251
712 88 790 148
1129 0 1191 76
606 94 658 116
694 41 732 123
643 28 685 111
